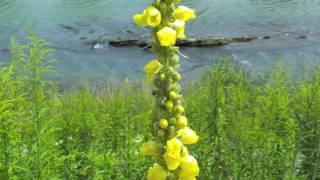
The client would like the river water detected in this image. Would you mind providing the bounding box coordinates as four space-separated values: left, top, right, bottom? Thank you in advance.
1 0 320 82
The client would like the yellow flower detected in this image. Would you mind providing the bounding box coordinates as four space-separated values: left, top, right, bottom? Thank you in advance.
178 175 196 180
133 6 161 27
175 6 196 21
163 138 182 170
143 6 162 27
173 19 186 39
159 118 169 129
177 127 199 145
133 14 147 27
169 91 178 100
144 60 162 84
157 27 177 46
177 116 188 129
179 155 200 177
140 141 159 156
148 163 167 180
165 100 174 110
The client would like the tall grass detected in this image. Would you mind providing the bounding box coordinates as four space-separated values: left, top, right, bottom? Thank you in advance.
0 34 319 179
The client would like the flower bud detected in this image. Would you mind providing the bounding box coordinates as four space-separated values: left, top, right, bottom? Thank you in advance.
169 91 178 100
169 117 177 125
159 118 169 129
170 54 180 65
176 116 188 128
176 105 185 113
165 100 174 110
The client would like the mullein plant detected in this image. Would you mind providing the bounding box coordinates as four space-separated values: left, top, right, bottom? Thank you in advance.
133 0 199 179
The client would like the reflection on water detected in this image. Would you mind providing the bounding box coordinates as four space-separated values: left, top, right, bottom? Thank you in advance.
1 0 320 82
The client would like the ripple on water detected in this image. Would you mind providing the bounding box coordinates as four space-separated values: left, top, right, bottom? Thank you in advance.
1 0 320 82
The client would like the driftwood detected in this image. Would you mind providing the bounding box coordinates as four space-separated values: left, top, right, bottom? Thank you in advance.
108 36 262 47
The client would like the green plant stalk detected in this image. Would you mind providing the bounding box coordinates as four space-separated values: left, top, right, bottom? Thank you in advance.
151 0 180 170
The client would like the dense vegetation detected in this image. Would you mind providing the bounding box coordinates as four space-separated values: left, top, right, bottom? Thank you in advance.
0 33 319 179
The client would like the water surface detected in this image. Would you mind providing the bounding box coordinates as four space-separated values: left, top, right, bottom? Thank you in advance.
1 0 320 82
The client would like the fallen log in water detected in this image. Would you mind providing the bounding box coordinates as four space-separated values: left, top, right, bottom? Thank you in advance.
108 35 262 47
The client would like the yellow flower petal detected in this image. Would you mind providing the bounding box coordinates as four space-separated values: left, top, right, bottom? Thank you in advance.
140 141 159 156
144 60 162 84
143 6 162 27
148 163 167 180
173 19 186 39
175 6 196 21
179 155 200 177
163 138 182 170
179 175 197 180
133 14 147 27
177 127 199 144
157 27 177 46
181 146 189 157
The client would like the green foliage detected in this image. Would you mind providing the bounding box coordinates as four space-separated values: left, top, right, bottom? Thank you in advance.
0 35 319 179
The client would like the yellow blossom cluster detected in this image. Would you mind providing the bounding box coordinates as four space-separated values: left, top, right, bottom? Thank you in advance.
133 0 199 179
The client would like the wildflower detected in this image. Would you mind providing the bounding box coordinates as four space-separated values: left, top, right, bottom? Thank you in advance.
144 60 162 84
179 155 200 177
163 138 182 170
133 14 147 26
140 141 159 156
143 6 162 27
175 6 196 21
134 6 161 27
174 19 186 39
166 100 174 110
148 163 167 180
169 91 178 100
157 27 177 46
177 115 188 128
177 127 199 144
176 105 185 113
159 118 169 129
